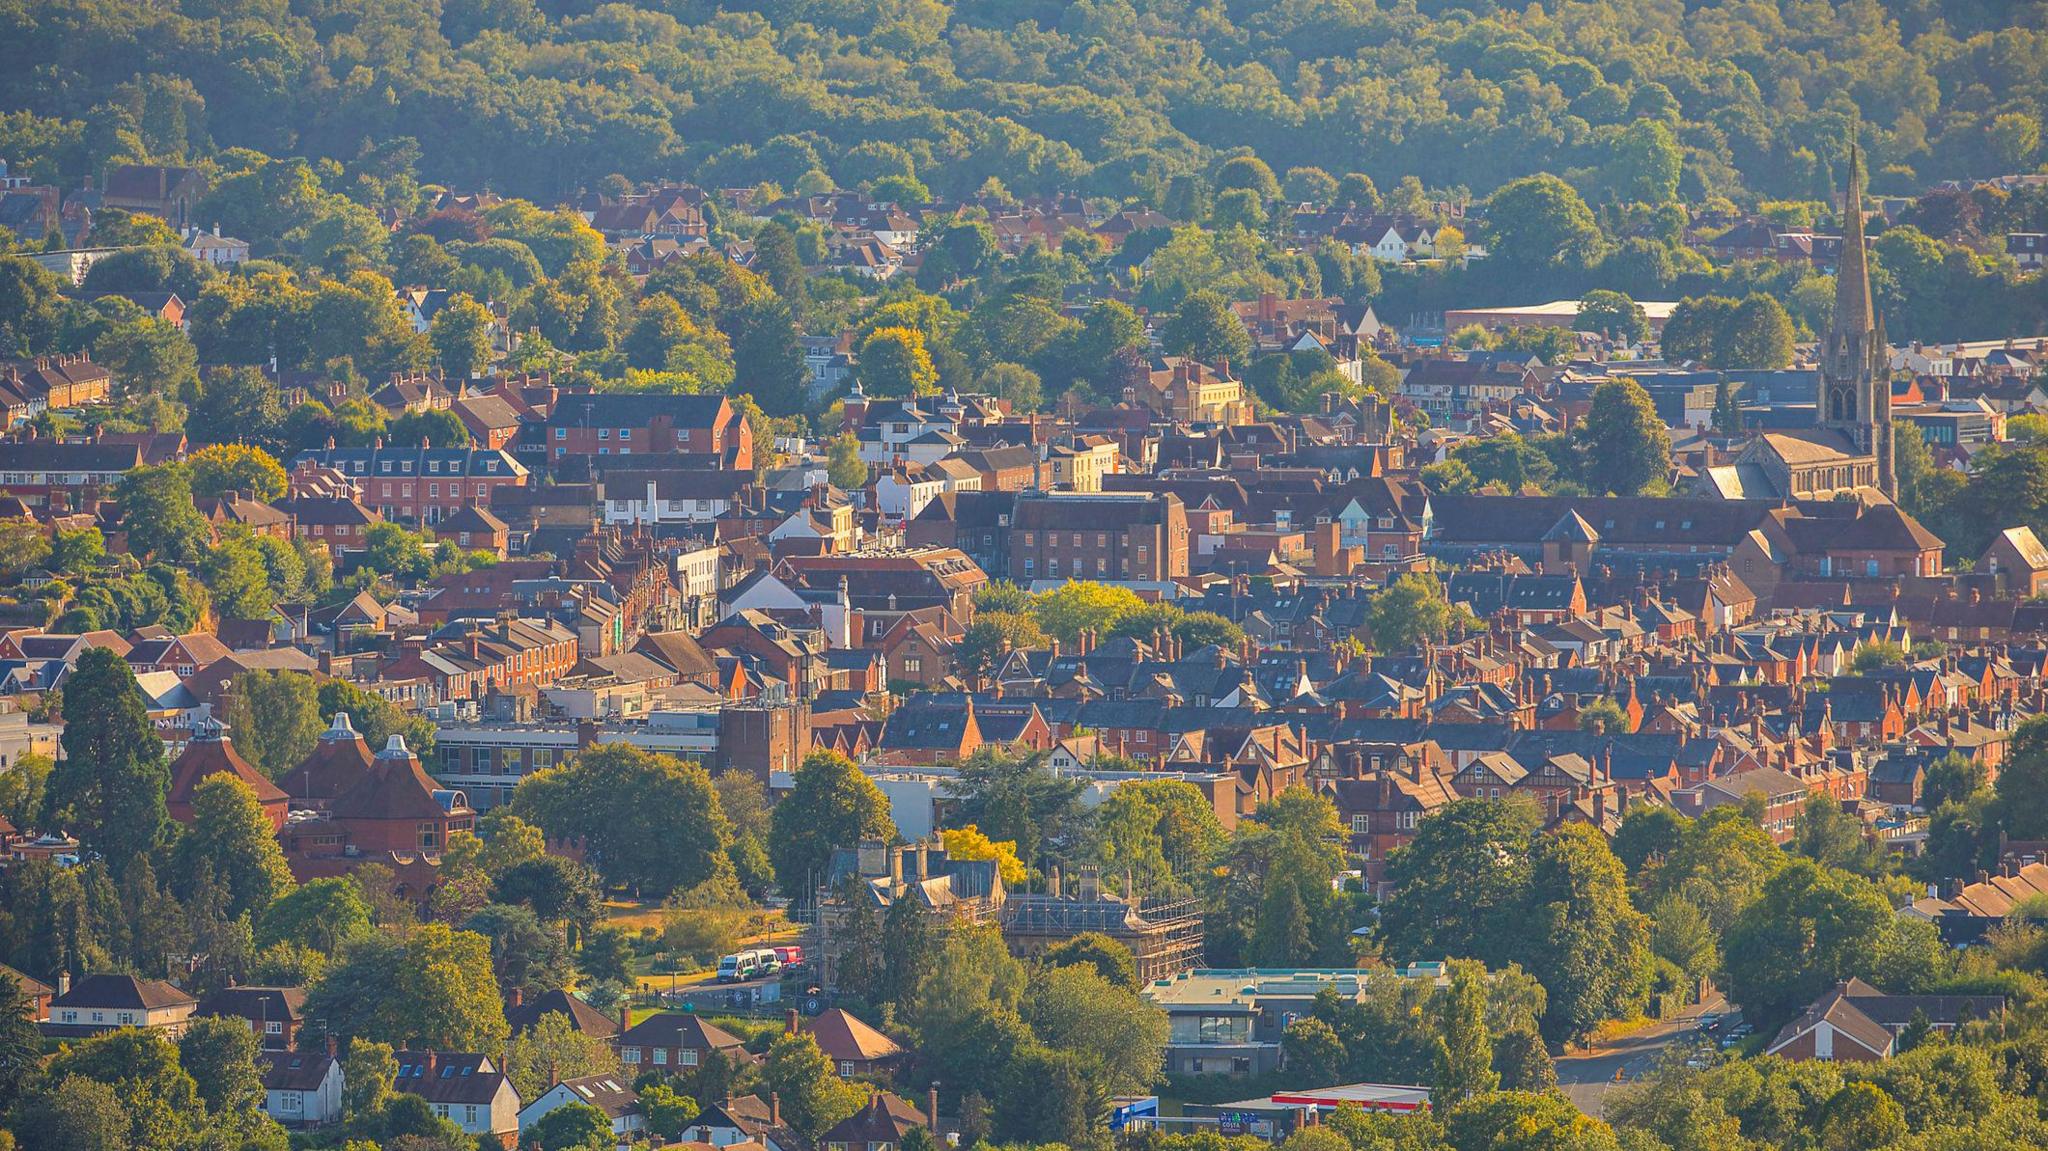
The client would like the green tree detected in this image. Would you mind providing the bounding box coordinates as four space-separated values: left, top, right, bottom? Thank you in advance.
1720 859 1892 1027
302 923 508 1050
505 1009 621 1102
945 748 1086 876
464 903 571 996
44 647 168 871
957 611 1045 686
529 1101 611 1151
1216 155 1280 200
1033 581 1143 645
1381 799 1540 967
858 326 939 398
1989 112 2043 170
1574 290 1649 342
1022 962 1167 1098
0 518 51 578
512 744 730 897
1492 1027 1556 1093
1334 173 1381 211
118 464 211 565
177 1014 266 1115
1819 1081 1906 1151
1893 419 1938 514
428 292 494 380
1446 1091 1622 1151
0 971 41 1114
1606 119 1682 204
1993 715 2048 839
171 774 296 923
42 1027 206 1150
1718 294 1797 369
1039 931 1139 991
1283 1016 1348 1087
769 750 893 905
1159 290 1252 364
1284 167 1338 203
1578 377 1671 496
826 433 866 489
1366 572 1456 650
1432 959 1499 1107
257 876 372 955
185 444 288 503
1525 824 1652 1043
762 1031 866 1140
0 751 50 832
732 298 811 418
190 366 288 450
1483 174 1606 273
217 668 322 781
639 1083 702 1140
13 1075 133 1151
340 1039 397 1119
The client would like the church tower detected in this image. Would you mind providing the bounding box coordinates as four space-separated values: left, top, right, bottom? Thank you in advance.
1818 144 1895 499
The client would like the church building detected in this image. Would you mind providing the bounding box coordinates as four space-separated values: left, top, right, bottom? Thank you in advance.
1702 147 1897 504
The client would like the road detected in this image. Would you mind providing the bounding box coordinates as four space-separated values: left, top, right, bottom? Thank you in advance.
1555 994 1731 1117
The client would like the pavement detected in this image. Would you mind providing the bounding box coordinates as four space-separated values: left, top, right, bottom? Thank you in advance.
1554 994 1732 1117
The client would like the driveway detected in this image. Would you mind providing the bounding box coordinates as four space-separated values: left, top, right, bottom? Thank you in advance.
1555 995 1732 1117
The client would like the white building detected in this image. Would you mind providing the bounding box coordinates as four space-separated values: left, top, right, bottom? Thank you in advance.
260 1052 344 1128
519 1074 643 1140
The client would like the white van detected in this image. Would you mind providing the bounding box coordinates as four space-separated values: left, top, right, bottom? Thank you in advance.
716 952 759 983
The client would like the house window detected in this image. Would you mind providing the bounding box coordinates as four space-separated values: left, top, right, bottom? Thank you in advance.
599 428 611 440
555 427 567 440
679 1049 699 1066
265 1021 284 1034
841 1061 856 1076
429 483 440 498
623 1049 641 1064
905 658 922 675
463 1105 477 1125
654 1049 668 1065
1350 814 1368 833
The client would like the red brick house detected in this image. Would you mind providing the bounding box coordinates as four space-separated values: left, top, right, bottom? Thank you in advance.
541 393 752 471
165 722 290 833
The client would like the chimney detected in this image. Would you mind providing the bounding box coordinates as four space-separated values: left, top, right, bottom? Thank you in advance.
770 1092 782 1127
787 1008 800 1034
509 986 523 1008
56 973 68 997
619 1004 630 1035
326 1033 338 1058
549 1061 559 1089
424 1050 438 1076
928 1085 941 1132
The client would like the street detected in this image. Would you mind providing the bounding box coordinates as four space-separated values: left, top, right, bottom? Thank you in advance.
1555 995 1731 1117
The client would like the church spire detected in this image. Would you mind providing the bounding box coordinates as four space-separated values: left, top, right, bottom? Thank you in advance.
1832 143 1874 339
1815 139 1895 501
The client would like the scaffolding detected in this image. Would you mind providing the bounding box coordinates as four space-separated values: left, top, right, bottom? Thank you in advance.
1001 892 1206 981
